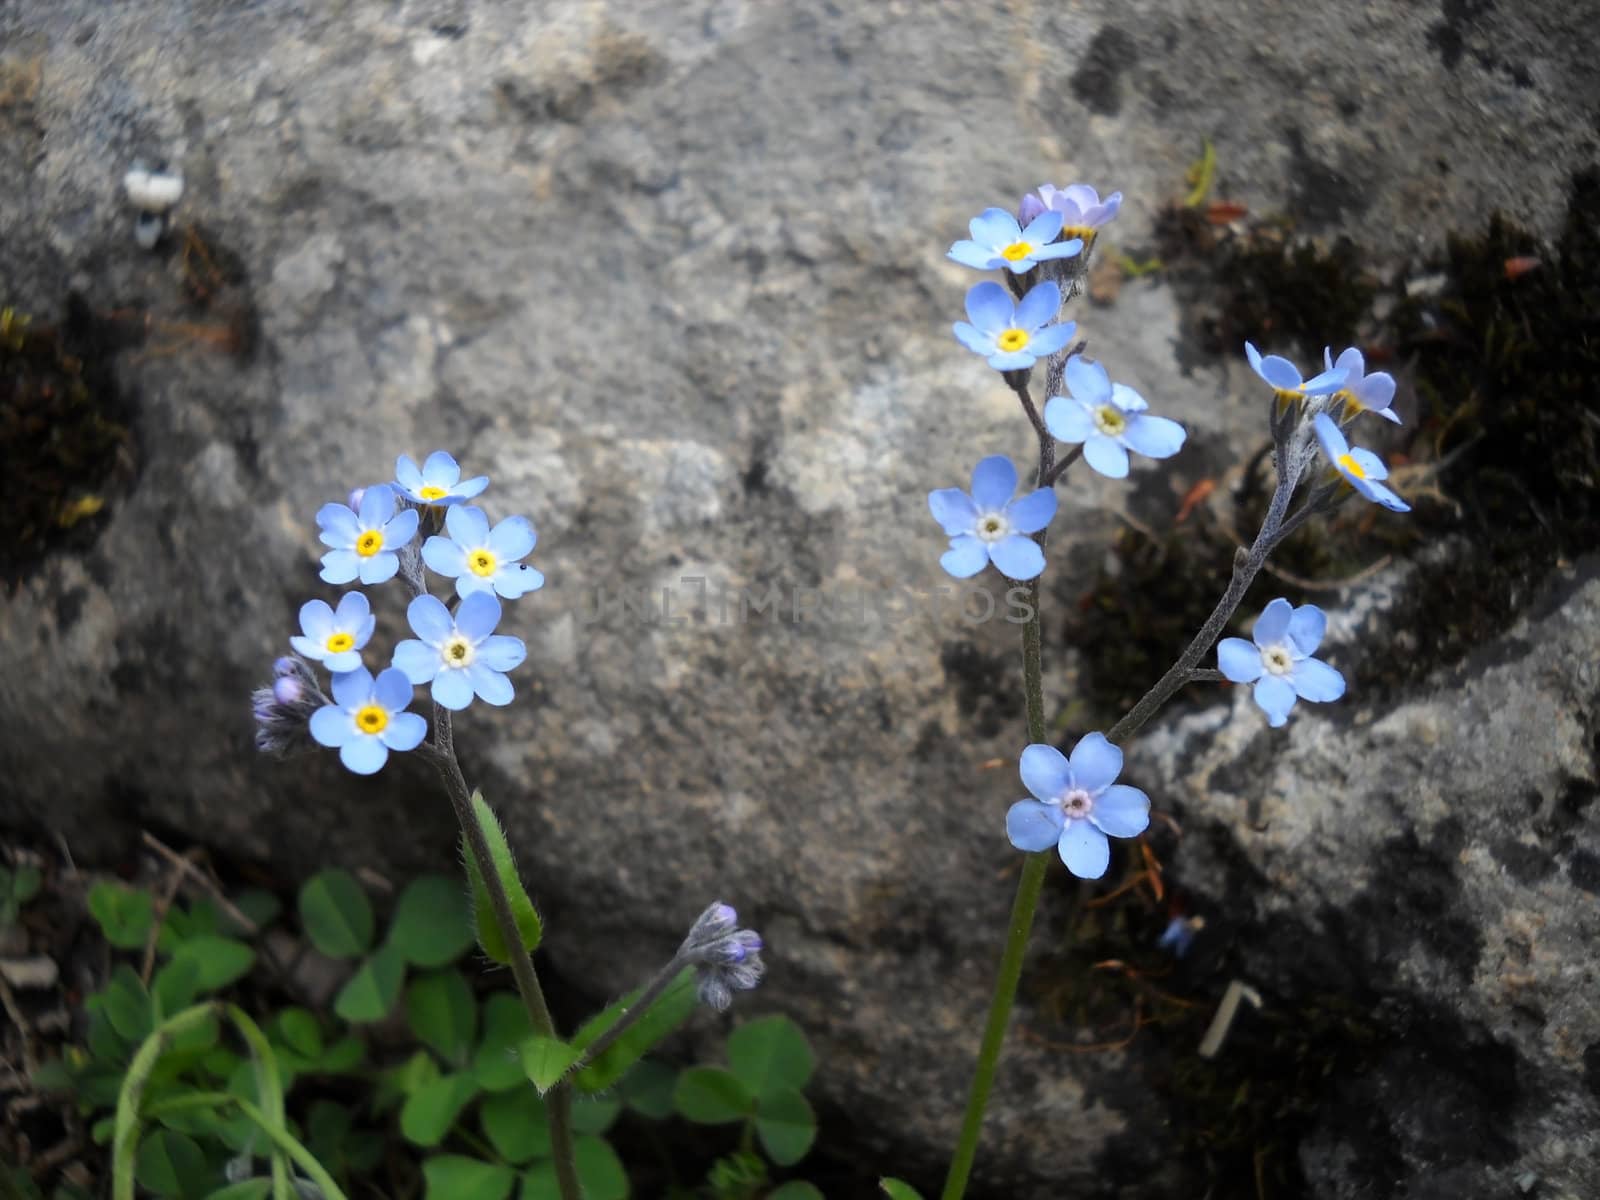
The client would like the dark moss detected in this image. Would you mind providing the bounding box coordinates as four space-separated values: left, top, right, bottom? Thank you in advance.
0 294 132 582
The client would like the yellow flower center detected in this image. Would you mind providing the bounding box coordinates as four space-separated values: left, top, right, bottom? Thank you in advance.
1273 388 1302 415
356 530 384 557
1061 225 1095 243
1337 391 1365 421
997 328 1030 353
1092 404 1126 436
442 634 474 668
469 549 498 578
355 704 388 734
325 632 355 654
1000 241 1034 262
419 485 448 501
1337 452 1367 480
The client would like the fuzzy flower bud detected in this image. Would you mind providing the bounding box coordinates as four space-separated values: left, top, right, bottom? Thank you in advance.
251 654 330 756
679 901 765 1012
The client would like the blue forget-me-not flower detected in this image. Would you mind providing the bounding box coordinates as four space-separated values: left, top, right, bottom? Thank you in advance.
308 666 427 775
289 591 376 672
1324 346 1401 424
1043 355 1186 479
1312 413 1410 512
1217 598 1346 727
929 455 1057 581
1006 733 1151 879
1018 183 1123 243
393 592 527 711
952 280 1075 371
948 208 1083 275
316 485 419 586
1244 341 1346 411
394 450 489 507
422 506 545 600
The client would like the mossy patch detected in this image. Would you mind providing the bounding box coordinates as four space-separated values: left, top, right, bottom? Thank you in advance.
0 295 131 582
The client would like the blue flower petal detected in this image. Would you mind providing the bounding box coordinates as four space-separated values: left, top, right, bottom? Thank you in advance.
1286 605 1327 655
1253 675 1297 727
373 667 415 712
331 667 374 710
299 599 335 640
929 488 979 536
422 451 460 485
1069 732 1122 793
1019 210 1064 245
288 635 321 659
455 591 502 642
1043 396 1096 443
970 456 1018 509
309 706 352 748
468 663 515 706
1301 366 1348 395
1313 412 1350 459
488 515 536 560
477 635 526 673
357 553 399 585
1065 355 1111 406
320 550 360 584
1110 382 1149 413
969 207 1022 246
323 647 363 673
1025 322 1074 358
1357 478 1410 512
340 736 388 775
1121 414 1186 460
1348 448 1389 481
948 241 1000 270
964 282 1014 333
317 503 361 544
1014 281 1062 331
333 591 370 627
1082 435 1129 479
407 594 455 645
359 484 397 527
395 455 424 492
940 536 989 578
1252 352 1304 391
1058 819 1111 879
495 565 544 598
1252 598 1293 647
1292 657 1345 703
446 504 491 546
1089 784 1150 838
952 322 994 355
1006 488 1057 535
383 711 428 751
423 536 468 577
382 507 420 549
432 669 474 711
986 349 1038 371
1217 637 1264 683
989 535 1045 580
392 639 440 684
1020 743 1071 803
456 475 489 500
1032 237 1083 261
1006 799 1065 852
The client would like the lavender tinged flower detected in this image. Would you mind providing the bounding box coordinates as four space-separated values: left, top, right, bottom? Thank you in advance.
1312 413 1410 512
252 655 328 756
394 451 488 507
288 591 376 672
1018 183 1123 243
392 592 526 711
1324 346 1401 424
947 208 1083 274
1005 733 1151 880
1043 355 1186 479
1217 598 1346 727
316 485 419 586
952 280 1075 371
928 455 1057 581
679 902 765 1012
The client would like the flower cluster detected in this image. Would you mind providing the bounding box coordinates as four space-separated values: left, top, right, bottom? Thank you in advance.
678 901 766 1012
253 451 545 775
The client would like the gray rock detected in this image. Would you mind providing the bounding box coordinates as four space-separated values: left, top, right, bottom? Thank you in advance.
1 1 1596 1194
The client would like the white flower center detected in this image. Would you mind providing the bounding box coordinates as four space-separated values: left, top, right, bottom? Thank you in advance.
441 634 475 670
975 511 1011 543
1057 787 1094 819
1261 642 1295 676
1092 404 1126 437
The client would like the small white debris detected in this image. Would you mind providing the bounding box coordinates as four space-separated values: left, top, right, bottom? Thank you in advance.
1197 978 1263 1059
124 162 184 213
133 210 165 250
0 955 59 989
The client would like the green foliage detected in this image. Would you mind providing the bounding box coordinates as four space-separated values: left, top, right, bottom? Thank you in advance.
572 969 696 1092
407 969 479 1065
88 881 155 949
422 1156 516 1200
0 863 41 926
879 1182 924 1200
390 874 478 967
673 1067 754 1124
297 870 374 958
333 942 406 1023
519 1036 580 1094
